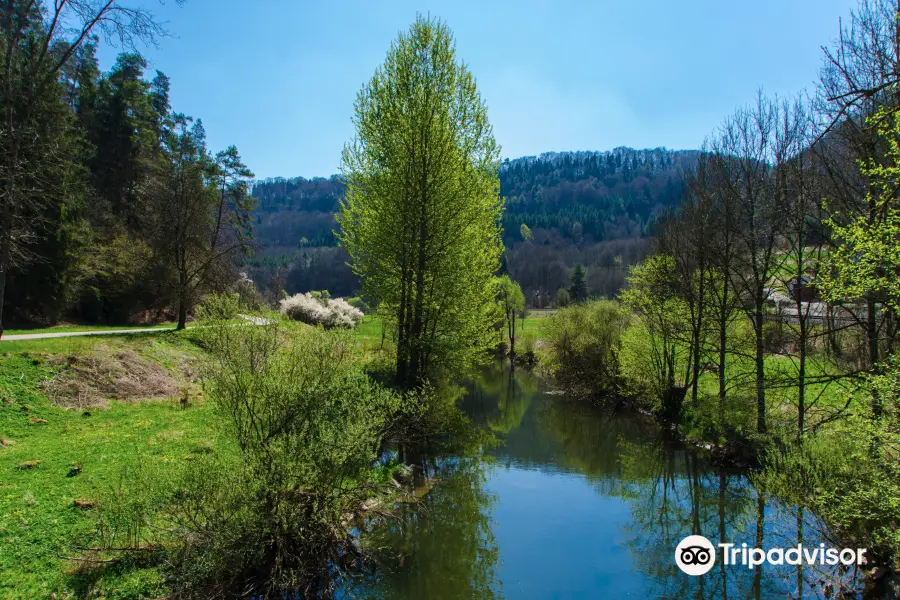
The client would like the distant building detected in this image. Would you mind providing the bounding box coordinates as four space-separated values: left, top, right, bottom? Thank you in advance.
788 275 818 302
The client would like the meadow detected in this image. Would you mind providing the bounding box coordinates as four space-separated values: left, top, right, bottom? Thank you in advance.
0 332 214 597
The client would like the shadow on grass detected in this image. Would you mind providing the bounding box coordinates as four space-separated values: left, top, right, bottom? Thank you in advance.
65 550 169 599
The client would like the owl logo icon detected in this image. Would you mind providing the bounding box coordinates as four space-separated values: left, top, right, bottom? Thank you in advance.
675 535 716 576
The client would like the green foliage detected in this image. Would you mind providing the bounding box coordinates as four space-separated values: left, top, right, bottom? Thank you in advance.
555 287 571 307
338 15 504 385
543 300 632 399
519 223 534 242
346 296 369 313
681 391 758 444
751 109 900 570
821 109 900 315
230 272 266 311
620 255 691 405
152 307 407 594
309 289 331 303
518 329 539 356
151 116 256 329
761 361 900 567
1 28 254 331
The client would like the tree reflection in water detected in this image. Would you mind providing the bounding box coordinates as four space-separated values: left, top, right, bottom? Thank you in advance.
539 382 865 599
341 457 502 599
341 363 864 600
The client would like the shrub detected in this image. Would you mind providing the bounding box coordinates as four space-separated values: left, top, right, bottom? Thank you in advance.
762 321 787 354
93 317 407 596
543 300 632 400
760 361 900 570
308 289 331 303
346 296 369 314
519 330 538 355
279 292 363 328
325 297 365 328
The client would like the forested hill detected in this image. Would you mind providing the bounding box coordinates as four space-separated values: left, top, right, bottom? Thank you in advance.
252 147 698 248
500 147 698 243
247 147 698 304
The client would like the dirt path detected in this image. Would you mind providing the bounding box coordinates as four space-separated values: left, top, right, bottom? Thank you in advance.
1 315 272 341
1 327 173 341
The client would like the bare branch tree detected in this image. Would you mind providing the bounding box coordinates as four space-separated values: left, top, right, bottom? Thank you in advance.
814 0 900 373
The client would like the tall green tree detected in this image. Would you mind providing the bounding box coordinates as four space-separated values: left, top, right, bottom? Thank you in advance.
338 15 504 386
71 52 177 324
822 108 900 417
519 223 533 242
90 53 158 229
212 145 255 251
569 263 588 303
621 255 692 413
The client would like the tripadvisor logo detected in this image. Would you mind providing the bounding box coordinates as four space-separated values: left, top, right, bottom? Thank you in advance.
675 535 716 576
675 535 868 576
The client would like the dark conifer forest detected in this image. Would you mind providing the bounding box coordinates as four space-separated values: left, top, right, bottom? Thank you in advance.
1 36 254 331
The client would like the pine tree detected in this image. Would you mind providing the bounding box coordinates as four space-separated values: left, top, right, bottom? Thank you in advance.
569 263 588 303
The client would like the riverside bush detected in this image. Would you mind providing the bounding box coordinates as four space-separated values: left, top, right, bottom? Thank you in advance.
279 292 364 328
93 305 405 596
543 300 632 399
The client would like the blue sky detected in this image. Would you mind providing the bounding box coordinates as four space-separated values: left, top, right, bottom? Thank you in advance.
98 0 857 179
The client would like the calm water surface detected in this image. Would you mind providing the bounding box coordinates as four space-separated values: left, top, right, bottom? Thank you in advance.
341 362 865 599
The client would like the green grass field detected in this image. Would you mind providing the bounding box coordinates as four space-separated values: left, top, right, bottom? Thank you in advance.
0 332 213 598
0 315 404 598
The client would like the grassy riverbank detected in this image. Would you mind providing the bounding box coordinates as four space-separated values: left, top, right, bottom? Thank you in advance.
0 332 212 598
0 318 411 598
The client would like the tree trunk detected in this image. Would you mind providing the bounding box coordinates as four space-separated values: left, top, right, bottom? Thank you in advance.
176 264 188 331
754 299 767 434
0 202 10 338
0 234 8 339
177 294 187 330
867 294 882 417
408 203 428 386
510 311 516 357
690 269 706 407
396 271 409 384
691 323 702 407
797 302 807 443
718 280 729 421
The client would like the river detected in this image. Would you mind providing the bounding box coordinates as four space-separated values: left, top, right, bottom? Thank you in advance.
339 361 867 599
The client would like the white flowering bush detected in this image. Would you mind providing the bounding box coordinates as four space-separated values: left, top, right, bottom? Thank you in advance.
279 293 363 328
324 297 364 328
